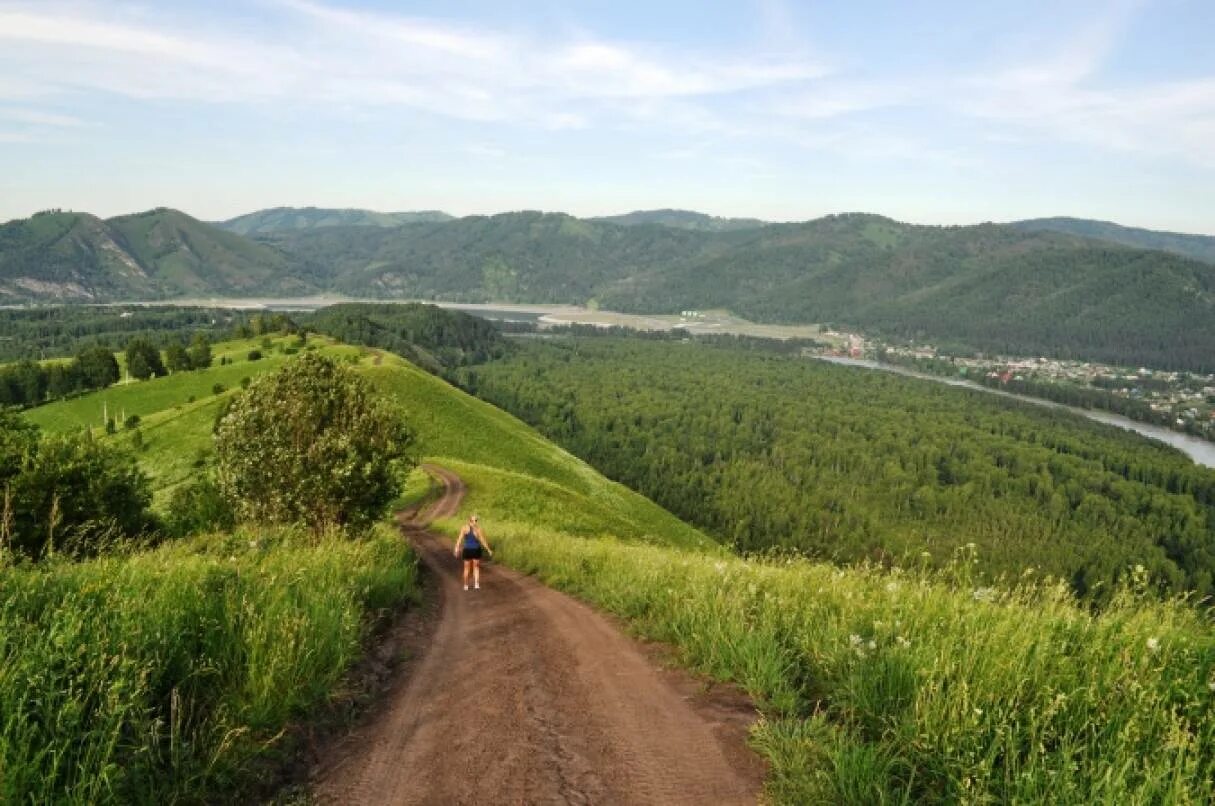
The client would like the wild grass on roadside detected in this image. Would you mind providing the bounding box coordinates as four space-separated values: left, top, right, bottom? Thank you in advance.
480 523 1215 804
0 523 416 804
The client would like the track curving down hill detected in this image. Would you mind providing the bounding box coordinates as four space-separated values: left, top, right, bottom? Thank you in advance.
311 465 764 805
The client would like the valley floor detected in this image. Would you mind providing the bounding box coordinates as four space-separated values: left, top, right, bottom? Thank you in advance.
312 466 764 805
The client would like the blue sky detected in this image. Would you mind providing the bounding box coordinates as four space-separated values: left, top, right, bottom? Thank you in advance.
1 0 1213 233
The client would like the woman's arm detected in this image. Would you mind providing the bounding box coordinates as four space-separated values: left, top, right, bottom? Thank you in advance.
453 531 462 557
475 525 493 554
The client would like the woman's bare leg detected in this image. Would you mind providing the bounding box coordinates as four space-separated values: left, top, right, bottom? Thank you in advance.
473 559 481 588
463 560 471 588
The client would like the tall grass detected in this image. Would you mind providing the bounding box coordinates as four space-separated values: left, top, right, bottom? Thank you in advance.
0 524 416 804
478 522 1215 804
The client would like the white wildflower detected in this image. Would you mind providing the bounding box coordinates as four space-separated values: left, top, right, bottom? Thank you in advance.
885 581 900 593
896 636 911 648
1207 681 1215 693
867 640 877 651
849 634 863 647
972 587 995 602
1146 637 1160 653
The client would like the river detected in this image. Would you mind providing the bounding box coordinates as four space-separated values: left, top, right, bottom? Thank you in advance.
815 356 1215 469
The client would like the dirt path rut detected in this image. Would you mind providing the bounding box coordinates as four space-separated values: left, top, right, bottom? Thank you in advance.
311 465 764 805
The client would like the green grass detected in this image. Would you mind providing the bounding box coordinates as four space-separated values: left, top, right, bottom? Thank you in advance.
24 337 332 435
0 524 417 804
474 524 1215 804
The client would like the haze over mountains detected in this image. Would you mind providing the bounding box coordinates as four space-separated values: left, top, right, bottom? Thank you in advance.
2 205 1213 371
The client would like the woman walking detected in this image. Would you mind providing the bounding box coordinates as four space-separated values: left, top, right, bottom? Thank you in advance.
453 514 493 591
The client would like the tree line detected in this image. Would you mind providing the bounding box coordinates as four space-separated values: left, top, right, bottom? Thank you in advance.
0 334 214 410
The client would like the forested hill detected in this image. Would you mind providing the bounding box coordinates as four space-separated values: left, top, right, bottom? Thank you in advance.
216 206 453 235
3 206 1214 370
272 211 1215 371
1015 217 1215 265
0 208 308 301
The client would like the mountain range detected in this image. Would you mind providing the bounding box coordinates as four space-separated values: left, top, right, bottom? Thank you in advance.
2 205 1212 370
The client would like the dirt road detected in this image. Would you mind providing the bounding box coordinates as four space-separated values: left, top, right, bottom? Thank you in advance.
311 465 764 805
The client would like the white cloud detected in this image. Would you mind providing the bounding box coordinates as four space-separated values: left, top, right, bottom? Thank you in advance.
0 0 826 132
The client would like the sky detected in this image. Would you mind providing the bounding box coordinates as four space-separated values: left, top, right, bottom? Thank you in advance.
1 0 1213 233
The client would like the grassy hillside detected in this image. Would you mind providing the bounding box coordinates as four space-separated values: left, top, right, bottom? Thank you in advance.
15 335 1215 802
1016 216 1215 264
0 523 416 803
217 206 453 235
23 335 711 549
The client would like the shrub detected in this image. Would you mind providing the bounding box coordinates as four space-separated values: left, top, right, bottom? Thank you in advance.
211 383 226 396
0 412 152 559
123 414 140 430
247 350 262 362
215 353 414 531
164 475 234 536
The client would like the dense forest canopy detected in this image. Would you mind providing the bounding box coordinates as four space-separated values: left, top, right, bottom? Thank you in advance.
303 303 505 373
462 337 1215 601
2 207 1213 370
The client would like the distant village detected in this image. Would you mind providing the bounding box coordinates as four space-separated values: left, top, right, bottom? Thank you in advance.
816 330 1215 441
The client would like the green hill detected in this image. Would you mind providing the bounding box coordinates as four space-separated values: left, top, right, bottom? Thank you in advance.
217 206 453 235
0 208 308 301
1015 216 1215 264
23 334 710 549
591 208 768 231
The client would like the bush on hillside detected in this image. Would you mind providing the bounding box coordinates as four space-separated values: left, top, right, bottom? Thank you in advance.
164 475 234 536
214 353 414 532
0 412 153 559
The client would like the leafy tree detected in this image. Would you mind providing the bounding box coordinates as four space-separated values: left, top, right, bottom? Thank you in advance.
247 350 262 362
75 346 120 389
187 333 212 369
0 412 152 558
165 342 192 373
124 339 166 380
214 353 413 531
46 362 83 400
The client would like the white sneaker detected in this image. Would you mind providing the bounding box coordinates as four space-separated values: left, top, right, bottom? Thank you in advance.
463 585 469 591
474 584 480 590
